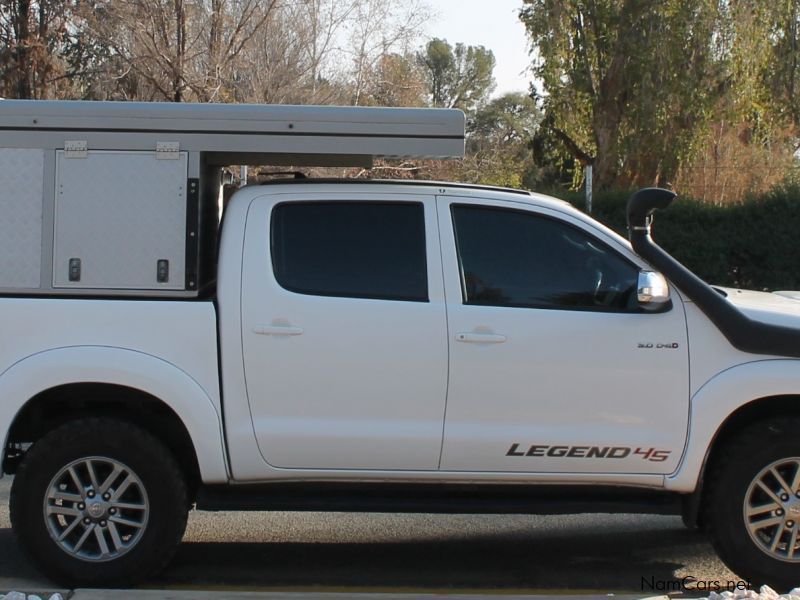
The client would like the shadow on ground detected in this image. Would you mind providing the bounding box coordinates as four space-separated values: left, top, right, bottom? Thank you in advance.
152 525 702 592
0 505 721 593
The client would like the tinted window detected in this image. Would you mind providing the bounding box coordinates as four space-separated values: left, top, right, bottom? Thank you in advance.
452 205 639 311
272 202 427 301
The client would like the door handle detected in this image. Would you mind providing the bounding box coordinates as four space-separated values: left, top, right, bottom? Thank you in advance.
253 324 304 336
456 332 506 344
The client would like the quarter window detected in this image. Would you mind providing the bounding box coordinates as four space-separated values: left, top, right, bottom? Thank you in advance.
451 205 639 311
271 201 428 301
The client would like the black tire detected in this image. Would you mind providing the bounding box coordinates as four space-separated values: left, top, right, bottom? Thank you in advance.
704 416 800 591
10 417 189 587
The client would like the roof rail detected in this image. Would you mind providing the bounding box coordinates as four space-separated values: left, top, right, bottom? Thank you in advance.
255 178 533 197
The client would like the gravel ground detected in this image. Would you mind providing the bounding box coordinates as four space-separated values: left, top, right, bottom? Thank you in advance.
0 476 737 594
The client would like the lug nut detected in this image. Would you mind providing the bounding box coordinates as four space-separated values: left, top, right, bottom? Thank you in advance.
777 509 785 516
788 521 795 528
78 503 85 510
103 493 111 501
109 508 117 515
782 493 790 501
83 517 91 524
100 520 107 527
87 491 95 498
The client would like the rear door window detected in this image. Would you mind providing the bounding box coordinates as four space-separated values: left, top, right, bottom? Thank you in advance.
271 201 428 302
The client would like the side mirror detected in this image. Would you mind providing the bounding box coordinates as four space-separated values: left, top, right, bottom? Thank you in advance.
638 270 670 310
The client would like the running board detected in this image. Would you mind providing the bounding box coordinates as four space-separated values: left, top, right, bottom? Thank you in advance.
195 482 683 515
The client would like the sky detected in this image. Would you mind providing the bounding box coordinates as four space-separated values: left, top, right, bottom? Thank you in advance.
426 0 532 98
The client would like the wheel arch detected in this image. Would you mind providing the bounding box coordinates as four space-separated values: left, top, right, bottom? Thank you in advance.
0 346 229 485
668 359 800 494
678 393 800 528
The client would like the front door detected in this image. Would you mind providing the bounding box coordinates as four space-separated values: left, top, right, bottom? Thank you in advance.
437 196 690 474
240 193 448 471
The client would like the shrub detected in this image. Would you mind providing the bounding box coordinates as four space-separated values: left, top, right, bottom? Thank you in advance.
547 185 800 291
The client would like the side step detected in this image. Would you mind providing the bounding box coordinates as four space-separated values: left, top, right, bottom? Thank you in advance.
195 482 683 516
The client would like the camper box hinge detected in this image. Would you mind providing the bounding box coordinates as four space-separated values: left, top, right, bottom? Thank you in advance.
64 140 88 159
156 142 180 160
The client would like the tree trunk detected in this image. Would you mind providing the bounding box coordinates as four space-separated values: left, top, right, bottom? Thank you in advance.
14 0 33 98
173 0 185 102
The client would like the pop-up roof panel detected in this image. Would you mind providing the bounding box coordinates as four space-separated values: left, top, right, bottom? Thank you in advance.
0 100 466 167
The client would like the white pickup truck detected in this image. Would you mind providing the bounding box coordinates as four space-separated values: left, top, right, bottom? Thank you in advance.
3 101 800 589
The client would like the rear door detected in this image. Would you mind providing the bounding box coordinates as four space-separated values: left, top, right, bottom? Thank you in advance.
240 192 449 470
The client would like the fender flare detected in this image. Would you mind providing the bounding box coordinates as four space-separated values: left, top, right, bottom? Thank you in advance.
666 359 800 492
0 346 229 483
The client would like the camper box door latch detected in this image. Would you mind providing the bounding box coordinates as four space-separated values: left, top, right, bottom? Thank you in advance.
156 142 180 159
64 140 88 159
156 259 170 283
68 258 81 282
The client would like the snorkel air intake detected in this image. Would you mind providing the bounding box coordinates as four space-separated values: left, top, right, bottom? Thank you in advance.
627 187 800 358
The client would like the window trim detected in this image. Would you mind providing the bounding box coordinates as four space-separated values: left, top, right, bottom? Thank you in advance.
270 200 430 303
450 203 652 314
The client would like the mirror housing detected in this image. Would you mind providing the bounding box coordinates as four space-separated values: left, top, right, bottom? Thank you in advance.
638 270 670 310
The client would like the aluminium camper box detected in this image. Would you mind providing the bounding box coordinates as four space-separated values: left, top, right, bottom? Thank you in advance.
0 100 465 297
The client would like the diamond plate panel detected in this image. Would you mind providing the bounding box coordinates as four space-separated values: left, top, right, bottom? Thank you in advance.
0 149 44 289
54 151 187 289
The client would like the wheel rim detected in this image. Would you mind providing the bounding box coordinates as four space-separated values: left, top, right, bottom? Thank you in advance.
43 456 149 562
744 457 800 562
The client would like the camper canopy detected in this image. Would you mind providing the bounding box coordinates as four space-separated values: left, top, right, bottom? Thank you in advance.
0 100 466 166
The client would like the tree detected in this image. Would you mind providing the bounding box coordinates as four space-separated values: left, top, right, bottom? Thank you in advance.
417 38 495 113
667 1 800 202
469 92 539 147
0 0 76 98
346 0 430 106
361 52 427 107
520 0 725 190
766 1 800 130
459 92 540 188
81 0 278 102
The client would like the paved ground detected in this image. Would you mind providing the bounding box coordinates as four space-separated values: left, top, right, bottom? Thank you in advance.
0 477 738 596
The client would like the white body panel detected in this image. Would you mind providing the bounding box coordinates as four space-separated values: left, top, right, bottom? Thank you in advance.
216 191 664 487
216 184 692 485
434 195 689 474
0 298 227 483
659 299 799 491
239 192 448 470
666 358 800 492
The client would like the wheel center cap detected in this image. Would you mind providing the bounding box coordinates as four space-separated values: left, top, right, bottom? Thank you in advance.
788 503 800 518
86 500 106 519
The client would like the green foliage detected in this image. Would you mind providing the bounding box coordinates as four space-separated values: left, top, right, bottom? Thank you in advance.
520 0 800 189
468 92 539 144
449 92 541 189
416 38 496 113
549 186 800 290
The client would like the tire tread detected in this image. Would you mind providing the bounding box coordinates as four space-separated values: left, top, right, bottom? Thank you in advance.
10 417 189 587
